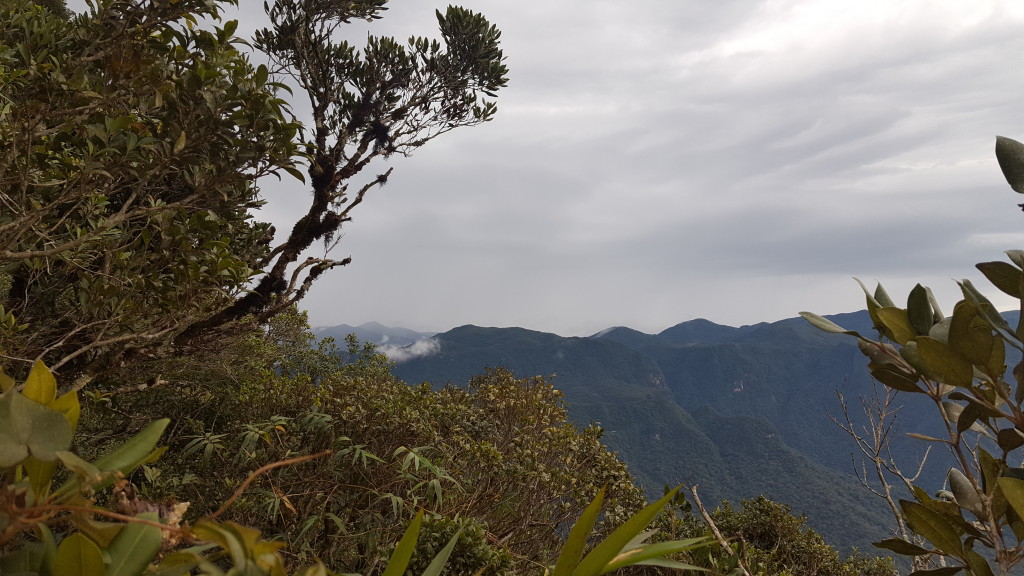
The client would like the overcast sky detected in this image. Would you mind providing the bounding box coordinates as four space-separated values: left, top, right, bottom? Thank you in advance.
75 1 1024 336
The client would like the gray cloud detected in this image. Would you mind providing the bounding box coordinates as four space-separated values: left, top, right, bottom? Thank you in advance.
65 0 1024 335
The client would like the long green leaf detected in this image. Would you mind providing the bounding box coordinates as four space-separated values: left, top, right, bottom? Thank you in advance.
94 418 170 473
907 284 933 335
873 537 931 556
381 510 423 576
421 528 462 576
573 487 678 576
908 567 963 576
107 512 163 576
799 312 865 340
551 487 605 576
54 418 169 498
603 537 712 573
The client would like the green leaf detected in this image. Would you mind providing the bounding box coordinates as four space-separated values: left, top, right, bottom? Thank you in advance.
908 284 933 335
873 281 896 307
52 533 105 576
603 538 711 573
873 537 932 556
978 448 1001 495
995 135 1024 193
959 280 1023 350
107 512 163 576
94 418 169 474
965 549 995 576
900 499 964 556
915 337 973 388
908 568 963 576
173 130 187 153
976 261 1022 298
54 418 168 497
381 510 423 576
283 165 306 183
799 312 864 339
871 365 924 393
998 476 1024 520
49 389 81 432
948 469 984 517
0 392 73 467
906 432 947 443
23 456 58 502
876 307 916 344
573 487 679 576
22 359 56 405
948 301 1003 374
551 487 605 576
997 428 1024 452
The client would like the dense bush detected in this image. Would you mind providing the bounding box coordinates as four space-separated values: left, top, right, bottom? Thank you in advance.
78 310 649 574
680 496 895 576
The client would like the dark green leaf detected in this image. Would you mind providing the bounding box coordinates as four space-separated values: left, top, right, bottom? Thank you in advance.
955 401 983 435
976 261 1022 298
995 135 1024 193
871 365 924 393
908 284 933 335
900 499 964 556
872 537 932 556
965 550 995 576
997 428 1024 452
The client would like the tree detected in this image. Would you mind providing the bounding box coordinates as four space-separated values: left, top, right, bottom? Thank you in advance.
802 136 1024 575
0 0 507 386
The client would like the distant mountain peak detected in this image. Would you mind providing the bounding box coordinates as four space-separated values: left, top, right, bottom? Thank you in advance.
358 321 390 330
590 326 631 338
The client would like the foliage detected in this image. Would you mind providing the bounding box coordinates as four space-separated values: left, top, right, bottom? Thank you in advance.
0 0 507 385
79 312 667 574
0 0 301 382
679 496 896 576
391 323 901 552
0 361 324 576
801 135 1024 575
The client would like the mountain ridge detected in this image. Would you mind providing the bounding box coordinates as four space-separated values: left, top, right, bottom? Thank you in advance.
314 310 969 551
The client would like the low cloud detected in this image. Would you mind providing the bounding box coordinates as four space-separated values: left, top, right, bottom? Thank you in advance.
377 338 441 363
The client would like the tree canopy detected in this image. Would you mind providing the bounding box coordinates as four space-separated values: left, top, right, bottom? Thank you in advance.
0 0 507 386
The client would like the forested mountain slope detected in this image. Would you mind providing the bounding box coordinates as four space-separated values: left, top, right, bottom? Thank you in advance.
386 316 927 552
